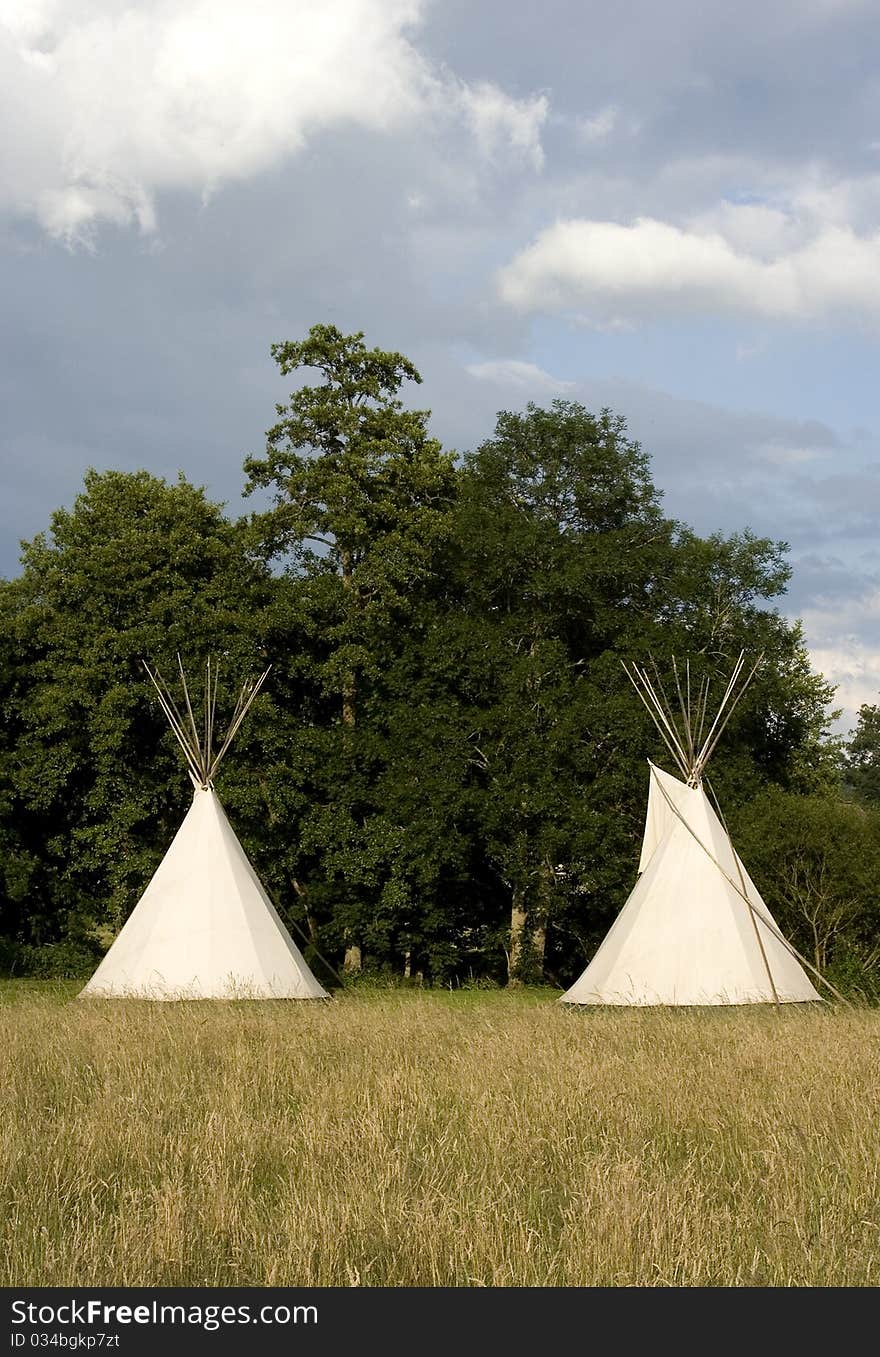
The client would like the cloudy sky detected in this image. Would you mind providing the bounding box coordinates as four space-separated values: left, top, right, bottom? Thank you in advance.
2 0 879 729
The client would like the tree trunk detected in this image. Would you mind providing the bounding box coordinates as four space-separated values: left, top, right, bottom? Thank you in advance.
343 943 362 975
508 886 527 985
292 878 320 950
529 859 553 982
340 547 357 729
810 918 821 975
531 922 546 977
339 547 358 969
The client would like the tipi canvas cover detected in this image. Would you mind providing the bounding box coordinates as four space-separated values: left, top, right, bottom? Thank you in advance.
81 787 327 999
80 660 327 1000
561 762 820 1006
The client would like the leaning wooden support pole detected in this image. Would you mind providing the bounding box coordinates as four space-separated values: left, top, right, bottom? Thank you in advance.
177 653 204 781
143 658 271 788
209 668 271 779
142 661 204 787
625 650 766 792
704 775 780 1007
622 661 691 782
692 652 764 784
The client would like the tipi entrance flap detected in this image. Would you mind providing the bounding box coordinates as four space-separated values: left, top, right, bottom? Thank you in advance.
639 762 695 873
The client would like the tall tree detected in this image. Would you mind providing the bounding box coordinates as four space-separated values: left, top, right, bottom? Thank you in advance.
449 401 674 981
448 401 838 984
243 325 457 971
244 325 455 727
0 469 271 964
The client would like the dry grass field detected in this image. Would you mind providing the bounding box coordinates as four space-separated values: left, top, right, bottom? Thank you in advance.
1 981 879 1287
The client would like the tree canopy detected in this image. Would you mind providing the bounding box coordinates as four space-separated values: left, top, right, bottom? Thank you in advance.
0 325 859 989
0 470 272 968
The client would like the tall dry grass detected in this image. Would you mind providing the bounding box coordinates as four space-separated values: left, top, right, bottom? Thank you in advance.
1 982 878 1286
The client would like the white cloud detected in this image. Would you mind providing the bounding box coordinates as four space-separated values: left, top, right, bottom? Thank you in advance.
458 82 547 171
813 654 879 732
466 359 574 393
789 580 880 729
497 211 880 324
577 104 618 144
0 0 547 244
689 202 800 258
802 636 880 731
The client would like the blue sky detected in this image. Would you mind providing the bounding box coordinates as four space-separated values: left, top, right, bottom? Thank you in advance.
1 0 879 728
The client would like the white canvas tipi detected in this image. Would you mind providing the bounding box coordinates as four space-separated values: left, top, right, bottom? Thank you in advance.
561 654 822 1007
80 661 328 1001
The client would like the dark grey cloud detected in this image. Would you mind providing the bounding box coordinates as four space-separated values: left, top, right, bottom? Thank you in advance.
2 0 880 726
0 120 534 574
785 551 880 611
420 0 880 174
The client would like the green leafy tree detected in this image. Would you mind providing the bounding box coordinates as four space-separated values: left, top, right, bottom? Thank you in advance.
658 529 840 799
843 703 880 804
243 325 457 971
0 469 272 967
244 324 456 725
447 401 675 981
0 345 844 989
447 401 839 984
732 788 880 995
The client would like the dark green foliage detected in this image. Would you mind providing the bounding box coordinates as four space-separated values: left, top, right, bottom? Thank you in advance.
843 703 880 805
0 470 273 961
434 402 838 984
0 936 100 980
731 788 880 998
242 323 456 616
241 325 459 974
443 402 672 980
0 328 863 989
